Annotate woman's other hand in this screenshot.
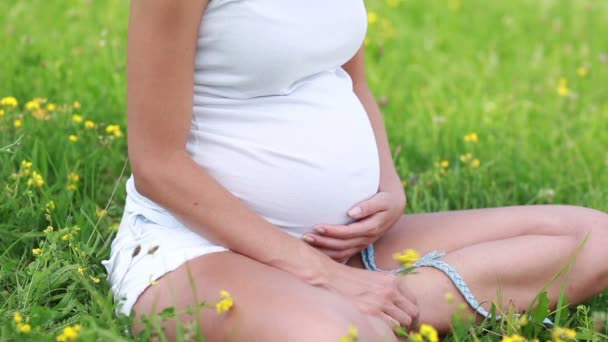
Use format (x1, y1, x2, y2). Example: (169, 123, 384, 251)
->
(304, 185, 406, 262)
(321, 261, 419, 330)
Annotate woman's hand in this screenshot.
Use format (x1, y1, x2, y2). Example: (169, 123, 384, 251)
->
(321, 261, 419, 330)
(304, 185, 406, 262)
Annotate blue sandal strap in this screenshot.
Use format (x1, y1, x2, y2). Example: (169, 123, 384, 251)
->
(360, 244, 554, 326)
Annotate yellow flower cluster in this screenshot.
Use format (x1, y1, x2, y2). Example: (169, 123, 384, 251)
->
(18, 160, 45, 187)
(557, 78, 570, 97)
(46, 200, 56, 211)
(27, 170, 45, 188)
(25, 97, 53, 120)
(577, 66, 588, 77)
(463, 132, 478, 143)
(410, 324, 439, 342)
(1, 96, 19, 108)
(19, 160, 33, 178)
(32, 248, 42, 256)
(56, 324, 82, 342)
(392, 248, 420, 267)
(105, 124, 123, 137)
(216, 290, 234, 314)
(552, 327, 577, 342)
(339, 325, 359, 342)
(14, 312, 32, 334)
(67, 172, 80, 191)
(501, 334, 527, 342)
(459, 153, 481, 168)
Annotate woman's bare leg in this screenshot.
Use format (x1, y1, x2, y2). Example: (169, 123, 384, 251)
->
(347, 205, 608, 332)
(132, 251, 398, 342)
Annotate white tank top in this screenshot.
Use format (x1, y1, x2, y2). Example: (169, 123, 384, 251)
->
(125, 0, 380, 239)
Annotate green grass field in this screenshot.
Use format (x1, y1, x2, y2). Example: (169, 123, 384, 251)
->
(1, 0, 607, 340)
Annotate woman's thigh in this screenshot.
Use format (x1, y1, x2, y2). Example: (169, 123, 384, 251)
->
(132, 251, 397, 342)
(366, 204, 608, 270)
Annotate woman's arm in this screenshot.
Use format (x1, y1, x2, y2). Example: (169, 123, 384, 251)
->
(343, 46, 405, 196)
(126, 0, 334, 285)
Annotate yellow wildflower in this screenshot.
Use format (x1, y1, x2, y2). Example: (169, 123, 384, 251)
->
(77, 267, 85, 274)
(17, 323, 32, 333)
(84, 120, 96, 129)
(0, 109, 4, 116)
(31, 108, 49, 120)
(73, 101, 81, 109)
(440, 160, 449, 168)
(72, 114, 83, 123)
(28, 171, 45, 187)
(62, 234, 70, 241)
(216, 290, 234, 314)
(419, 324, 439, 342)
(470, 158, 481, 168)
(67, 172, 80, 183)
(464, 132, 479, 143)
(69, 135, 78, 142)
(56, 324, 81, 342)
(19, 160, 33, 177)
(89, 276, 100, 283)
(105, 124, 123, 137)
(367, 11, 378, 25)
(339, 324, 359, 342)
(46, 200, 56, 210)
(577, 66, 588, 77)
(1, 96, 18, 108)
(410, 333, 424, 342)
(557, 78, 570, 97)
(501, 334, 526, 342)
(67, 184, 77, 191)
(14, 119, 22, 128)
(96, 207, 108, 218)
(32, 248, 42, 256)
(552, 327, 576, 342)
(46, 103, 57, 111)
(460, 153, 473, 163)
(392, 248, 420, 267)
(25, 100, 40, 111)
(14, 312, 23, 323)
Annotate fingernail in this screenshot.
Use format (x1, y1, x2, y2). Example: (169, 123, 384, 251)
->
(314, 226, 326, 234)
(348, 206, 361, 218)
(303, 235, 314, 243)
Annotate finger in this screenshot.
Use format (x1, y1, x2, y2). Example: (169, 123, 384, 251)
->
(303, 233, 367, 250)
(384, 304, 412, 329)
(347, 192, 391, 219)
(378, 312, 400, 331)
(316, 214, 384, 239)
(392, 297, 419, 325)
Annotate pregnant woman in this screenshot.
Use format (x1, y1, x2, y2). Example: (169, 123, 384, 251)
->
(102, 0, 608, 341)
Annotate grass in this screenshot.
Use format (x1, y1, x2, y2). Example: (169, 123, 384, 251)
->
(1, 0, 607, 340)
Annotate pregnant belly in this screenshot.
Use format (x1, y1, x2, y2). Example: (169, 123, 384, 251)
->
(187, 72, 380, 236)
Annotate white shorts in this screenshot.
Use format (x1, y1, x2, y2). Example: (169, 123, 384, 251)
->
(101, 209, 230, 316)
(102, 208, 352, 317)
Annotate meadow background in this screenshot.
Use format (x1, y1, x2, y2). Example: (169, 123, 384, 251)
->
(1, 0, 607, 340)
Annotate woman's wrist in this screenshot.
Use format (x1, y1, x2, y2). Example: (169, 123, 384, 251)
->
(266, 240, 339, 286)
